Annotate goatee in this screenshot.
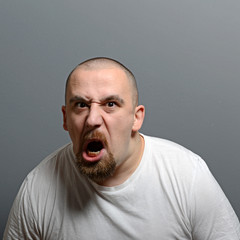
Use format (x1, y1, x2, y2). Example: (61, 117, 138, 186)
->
(75, 131, 116, 183)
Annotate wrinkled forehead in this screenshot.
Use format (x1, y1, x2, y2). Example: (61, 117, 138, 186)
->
(65, 59, 138, 106)
(70, 65, 130, 85)
(66, 66, 132, 100)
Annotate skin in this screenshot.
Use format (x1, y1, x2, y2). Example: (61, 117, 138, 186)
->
(62, 65, 145, 186)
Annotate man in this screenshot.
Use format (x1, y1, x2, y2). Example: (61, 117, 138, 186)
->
(4, 57, 240, 239)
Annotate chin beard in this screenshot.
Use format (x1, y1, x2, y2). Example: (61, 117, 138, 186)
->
(76, 152, 116, 183)
(75, 131, 116, 183)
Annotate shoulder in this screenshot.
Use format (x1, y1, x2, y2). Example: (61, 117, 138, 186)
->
(142, 134, 203, 169)
(15, 143, 75, 206)
(141, 134, 210, 192)
(3, 143, 75, 238)
(27, 143, 74, 180)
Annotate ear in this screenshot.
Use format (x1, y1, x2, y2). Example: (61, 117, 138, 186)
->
(132, 105, 145, 132)
(61, 106, 68, 131)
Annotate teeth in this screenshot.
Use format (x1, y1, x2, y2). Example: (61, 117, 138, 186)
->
(87, 150, 100, 157)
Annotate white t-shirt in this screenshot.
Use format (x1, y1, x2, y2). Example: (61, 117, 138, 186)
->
(4, 135, 240, 239)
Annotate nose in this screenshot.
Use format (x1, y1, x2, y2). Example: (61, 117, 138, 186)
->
(85, 104, 103, 129)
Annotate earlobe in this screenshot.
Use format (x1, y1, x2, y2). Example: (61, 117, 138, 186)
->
(61, 106, 68, 131)
(132, 105, 145, 132)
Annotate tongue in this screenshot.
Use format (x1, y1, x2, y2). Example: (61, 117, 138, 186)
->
(83, 148, 105, 162)
(87, 150, 100, 157)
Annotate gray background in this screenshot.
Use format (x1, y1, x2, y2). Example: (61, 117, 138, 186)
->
(1, 0, 239, 236)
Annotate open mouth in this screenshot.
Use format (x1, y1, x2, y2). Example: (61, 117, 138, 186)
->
(81, 132, 108, 163)
(86, 140, 104, 157)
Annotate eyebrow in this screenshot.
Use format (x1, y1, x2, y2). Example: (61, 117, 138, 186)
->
(69, 96, 89, 104)
(68, 95, 125, 105)
(100, 95, 125, 105)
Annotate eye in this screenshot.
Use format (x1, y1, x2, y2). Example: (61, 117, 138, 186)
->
(107, 102, 116, 107)
(76, 102, 88, 108)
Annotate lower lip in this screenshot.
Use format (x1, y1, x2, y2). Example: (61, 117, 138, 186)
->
(82, 149, 106, 162)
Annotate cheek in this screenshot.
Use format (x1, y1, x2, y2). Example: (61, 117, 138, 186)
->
(116, 113, 135, 131)
(67, 120, 85, 154)
(110, 115, 134, 141)
(67, 118, 85, 139)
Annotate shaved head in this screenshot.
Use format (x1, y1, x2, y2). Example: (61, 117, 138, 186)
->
(65, 57, 139, 107)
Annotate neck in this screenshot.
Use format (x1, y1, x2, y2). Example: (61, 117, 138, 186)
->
(96, 133, 145, 187)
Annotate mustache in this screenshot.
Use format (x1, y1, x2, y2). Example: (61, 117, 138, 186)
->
(81, 131, 109, 150)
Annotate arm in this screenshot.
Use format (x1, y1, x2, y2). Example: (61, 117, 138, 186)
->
(190, 158, 240, 239)
(3, 178, 40, 240)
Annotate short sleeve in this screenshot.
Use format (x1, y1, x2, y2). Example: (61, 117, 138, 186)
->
(3, 177, 40, 240)
(190, 158, 240, 239)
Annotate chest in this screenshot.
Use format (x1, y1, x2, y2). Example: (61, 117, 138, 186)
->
(40, 183, 192, 240)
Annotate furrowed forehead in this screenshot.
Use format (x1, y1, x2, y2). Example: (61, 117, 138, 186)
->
(65, 58, 138, 106)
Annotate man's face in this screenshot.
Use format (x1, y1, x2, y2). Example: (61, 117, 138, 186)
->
(62, 66, 140, 182)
